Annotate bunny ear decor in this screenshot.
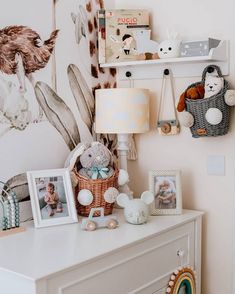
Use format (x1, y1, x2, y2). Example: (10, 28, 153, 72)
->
(67, 64, 95, 132)
(35, 81, 80, 151)
(64, 142, 89, 171)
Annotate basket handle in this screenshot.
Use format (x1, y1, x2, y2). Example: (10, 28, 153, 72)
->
(202, 65, 223, 82)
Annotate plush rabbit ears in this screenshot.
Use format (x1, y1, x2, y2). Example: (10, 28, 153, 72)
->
(64, 142, 89, 171)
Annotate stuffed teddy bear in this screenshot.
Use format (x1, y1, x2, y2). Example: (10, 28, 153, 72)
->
(177, 84, 205, 112)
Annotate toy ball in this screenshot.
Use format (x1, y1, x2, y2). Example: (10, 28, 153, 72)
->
(205, 108, 223, 125)
(158, 39, 181, 59)
(179, 111, 194, 128)
(77, 189, 93, 206)
(225, 89, 235, 106)
(104, 187, 119, 204)
(118, 169, 129, 186)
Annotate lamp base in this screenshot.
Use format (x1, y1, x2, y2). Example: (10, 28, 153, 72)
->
(117, 134, 133, 199)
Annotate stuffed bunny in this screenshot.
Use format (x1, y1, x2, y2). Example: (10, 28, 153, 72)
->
(78, 142, 114, 180)
(68, 141, 129, 207)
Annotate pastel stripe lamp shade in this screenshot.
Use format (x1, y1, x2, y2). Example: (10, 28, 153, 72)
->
(95, 88, 150, 134)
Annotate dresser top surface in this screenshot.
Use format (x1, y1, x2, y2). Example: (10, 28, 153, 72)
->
(0, 209, 203, 281)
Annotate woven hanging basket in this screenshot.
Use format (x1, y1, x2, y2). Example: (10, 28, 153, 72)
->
(74, 167, 119, 217)
(185, 65, 230, 138)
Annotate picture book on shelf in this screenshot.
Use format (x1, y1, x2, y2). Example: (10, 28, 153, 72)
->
(98, 9, 106, 64)
(98, 9, 160, 64)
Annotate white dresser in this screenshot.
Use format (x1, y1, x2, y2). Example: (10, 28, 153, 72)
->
(0, 209, 203, 294)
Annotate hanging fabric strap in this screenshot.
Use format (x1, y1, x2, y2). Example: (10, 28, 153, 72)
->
(157, 69, 180, 136)
(157, 69, 179, 123)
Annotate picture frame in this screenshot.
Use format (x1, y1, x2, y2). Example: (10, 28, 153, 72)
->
(27, 168, 78, 228)
(149, 170, 182, 215)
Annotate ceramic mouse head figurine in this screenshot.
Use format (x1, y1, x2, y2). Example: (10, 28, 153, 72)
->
(158, 30, 181, 59)
(117, 191, 154, 225)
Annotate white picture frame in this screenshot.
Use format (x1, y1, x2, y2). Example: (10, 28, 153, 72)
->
(27, 168, 78, 228)
(149, 170, 182, 215)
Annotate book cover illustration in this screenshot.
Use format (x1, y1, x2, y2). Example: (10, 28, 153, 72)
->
(104, 9, 159, 63)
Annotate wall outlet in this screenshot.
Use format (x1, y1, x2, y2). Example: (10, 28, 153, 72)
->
(207, 155, 225, 176)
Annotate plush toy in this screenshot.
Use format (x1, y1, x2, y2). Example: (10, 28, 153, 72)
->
(78, 142, 114, 180)
(117, 191, 154, 225)
(177, 84, 205, 112)
(158, 31, 181, 59)
(178, 69, 235, 128)
(204, 75, 224, 98)
(66, 141, 129, 207)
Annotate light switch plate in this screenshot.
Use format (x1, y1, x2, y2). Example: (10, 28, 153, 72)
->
(207, 155, 225, 176)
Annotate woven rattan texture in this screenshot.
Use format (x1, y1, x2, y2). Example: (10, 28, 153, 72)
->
(74, 168, 119, 216)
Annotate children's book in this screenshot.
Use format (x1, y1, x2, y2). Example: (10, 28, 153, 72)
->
(101, 9, 151, 63)
(98, 9, 106, 64)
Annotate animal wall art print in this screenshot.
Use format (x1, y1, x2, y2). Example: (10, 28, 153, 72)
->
(0, 24, 58, 132)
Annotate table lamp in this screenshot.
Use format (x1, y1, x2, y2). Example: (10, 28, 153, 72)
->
(95, 88, 150, 174)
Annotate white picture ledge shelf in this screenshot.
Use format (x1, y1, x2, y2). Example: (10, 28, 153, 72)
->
(100, 40, 229, 80)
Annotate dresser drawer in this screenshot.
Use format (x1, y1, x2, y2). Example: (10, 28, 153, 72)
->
(46, 221, 195, 294)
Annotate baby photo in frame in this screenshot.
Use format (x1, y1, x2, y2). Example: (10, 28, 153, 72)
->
(149, 170, 182, 215)
(27, 168, 78, 228)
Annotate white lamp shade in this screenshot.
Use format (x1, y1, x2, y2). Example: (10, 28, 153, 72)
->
(95, 88, 150, 134)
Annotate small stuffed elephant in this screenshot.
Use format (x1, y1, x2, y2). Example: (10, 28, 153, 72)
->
(117, 191, 154, 225)
(79, 142, 114, 180)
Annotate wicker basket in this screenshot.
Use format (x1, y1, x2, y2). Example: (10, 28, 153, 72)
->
(185, 65, 230, 138)
(74, 167, 119, 217)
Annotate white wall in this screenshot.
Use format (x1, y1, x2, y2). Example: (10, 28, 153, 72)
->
(115, 0, 235, 293)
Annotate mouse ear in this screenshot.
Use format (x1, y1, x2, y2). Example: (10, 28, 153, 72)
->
(141, 191, 154, 205)
(116, 193, 130, 208)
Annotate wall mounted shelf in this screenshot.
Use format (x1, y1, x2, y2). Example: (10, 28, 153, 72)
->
(100, 40, 229, 80)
